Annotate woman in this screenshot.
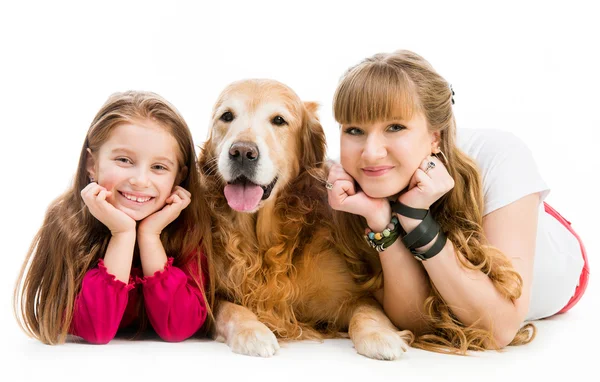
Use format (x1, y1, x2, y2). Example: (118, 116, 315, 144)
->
(327, 50, 589, 354)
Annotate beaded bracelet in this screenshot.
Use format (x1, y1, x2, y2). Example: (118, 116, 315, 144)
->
(364, 215, 401, 252)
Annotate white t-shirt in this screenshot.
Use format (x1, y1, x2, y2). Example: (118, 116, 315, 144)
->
(456, 128, 584, 321)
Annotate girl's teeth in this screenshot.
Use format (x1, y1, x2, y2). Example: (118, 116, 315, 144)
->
(123, 193, 151, 202)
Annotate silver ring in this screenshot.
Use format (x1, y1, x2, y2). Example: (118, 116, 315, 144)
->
(325, 181, 333, 190)
(424, 161, 436, 174)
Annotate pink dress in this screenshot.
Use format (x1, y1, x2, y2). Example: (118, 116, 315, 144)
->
(69, 254, 208, 344)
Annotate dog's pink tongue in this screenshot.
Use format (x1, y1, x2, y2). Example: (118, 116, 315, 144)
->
(224, 183, 264, 212)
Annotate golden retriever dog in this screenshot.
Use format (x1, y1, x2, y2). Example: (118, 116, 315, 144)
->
(198, 79, 412, 359)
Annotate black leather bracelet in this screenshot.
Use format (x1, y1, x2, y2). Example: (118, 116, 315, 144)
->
(412, 230, 447, 261)
(400, 210, 439, 249)
(393, 200, 446, 261)
(411, 215, 440, 249)
(392, 201, 428, 219)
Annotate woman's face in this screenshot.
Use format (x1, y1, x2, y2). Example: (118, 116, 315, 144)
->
(340, 112, 438, 199)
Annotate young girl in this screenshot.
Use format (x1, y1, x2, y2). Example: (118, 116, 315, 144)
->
(327, 50, 589, 354)
(14, 91, 214, 345)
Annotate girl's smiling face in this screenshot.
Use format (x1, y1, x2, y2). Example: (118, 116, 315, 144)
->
(87, 119, 182, 221)
(340, 112, 438, 199)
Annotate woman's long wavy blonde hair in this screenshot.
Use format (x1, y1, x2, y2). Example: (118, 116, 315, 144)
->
(13, 91, 215, 345)
(332, 50, 535, 354)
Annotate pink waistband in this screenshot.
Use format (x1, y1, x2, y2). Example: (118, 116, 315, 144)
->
(543, 202, 590, 314)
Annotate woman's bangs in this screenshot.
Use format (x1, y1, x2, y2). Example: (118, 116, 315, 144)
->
(334, 64, 419, 125)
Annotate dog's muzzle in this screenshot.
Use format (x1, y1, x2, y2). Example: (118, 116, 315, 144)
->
(228, 141, 259, 179)
(223, 141, 278, 212)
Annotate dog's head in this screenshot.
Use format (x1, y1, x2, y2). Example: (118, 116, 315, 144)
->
(200, 79, 326, 213)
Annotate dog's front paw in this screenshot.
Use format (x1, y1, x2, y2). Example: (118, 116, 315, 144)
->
(229, 321, 280, 357)
(352, 327, 410, 360)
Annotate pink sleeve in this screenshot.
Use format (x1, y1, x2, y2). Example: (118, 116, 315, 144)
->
(139, 256, 208, 342)
(70, 259, 135, 344)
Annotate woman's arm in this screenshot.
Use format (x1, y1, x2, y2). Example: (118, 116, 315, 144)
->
(379, 193, 539, 347)
(375, 239, 431, 334)
(327, 163, 433, 334)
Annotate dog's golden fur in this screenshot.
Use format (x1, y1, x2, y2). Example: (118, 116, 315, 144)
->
(198, 79, 412, 359)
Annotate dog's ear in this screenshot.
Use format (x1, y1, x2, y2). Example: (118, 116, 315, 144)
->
(301, 101, 326, 170)
(197, 135, 216, 176)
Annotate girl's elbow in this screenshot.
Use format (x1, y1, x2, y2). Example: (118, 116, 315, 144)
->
(156, 326, 198, 342)
(158, 332, 188, 343)
(83, 332, 116, 345)
(72, 323, 118, 344)
(155, 318, 204, 342)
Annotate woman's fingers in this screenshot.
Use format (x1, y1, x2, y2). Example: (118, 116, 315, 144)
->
(327, 164, 357, 196)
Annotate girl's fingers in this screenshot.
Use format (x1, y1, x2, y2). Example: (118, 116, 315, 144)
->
(174, 189, 189, 201)
(170, 194, 183, 207)
(80, 182, 94, 197)
(81, 183, 97, 199)
(167, 194, 182, 205)
(91, 185, 106, 195)
(82, 183, 106, 200)
(172, 186, 191, 199)
(96, 190, 108, 202)
(176, 191, 191, 208)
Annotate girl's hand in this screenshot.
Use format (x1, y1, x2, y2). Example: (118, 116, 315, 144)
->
(81, 182, 136, 235)
(397, 156, 454, 209)
(137, 186, 191, 236)
(326, 163, 391, 232)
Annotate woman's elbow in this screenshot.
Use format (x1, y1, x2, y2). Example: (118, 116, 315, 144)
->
(493, 329, 515, 349)
(492, 320, 525, 349)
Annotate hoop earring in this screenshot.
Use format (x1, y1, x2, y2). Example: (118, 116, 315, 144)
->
(433, 149, 449, 166)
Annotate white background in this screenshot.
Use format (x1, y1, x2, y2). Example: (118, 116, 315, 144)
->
(1, 1, 598, 381)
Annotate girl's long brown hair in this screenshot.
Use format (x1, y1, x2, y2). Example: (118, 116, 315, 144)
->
(14, 91, 215, 344)
(332, 50, 535, 354)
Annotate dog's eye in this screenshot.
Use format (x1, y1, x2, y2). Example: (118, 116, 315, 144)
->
(272, 116, 287, 126)
(220, 111, 234, 122)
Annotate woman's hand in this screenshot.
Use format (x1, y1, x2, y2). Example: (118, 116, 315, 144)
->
(81, 182, 136, 235)
(326, 163, 391, 231)
(397, 156, 454, 210)
(137, 186, 191, 236)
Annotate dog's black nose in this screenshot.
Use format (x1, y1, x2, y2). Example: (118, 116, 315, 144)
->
(229, 141, 259, 162)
